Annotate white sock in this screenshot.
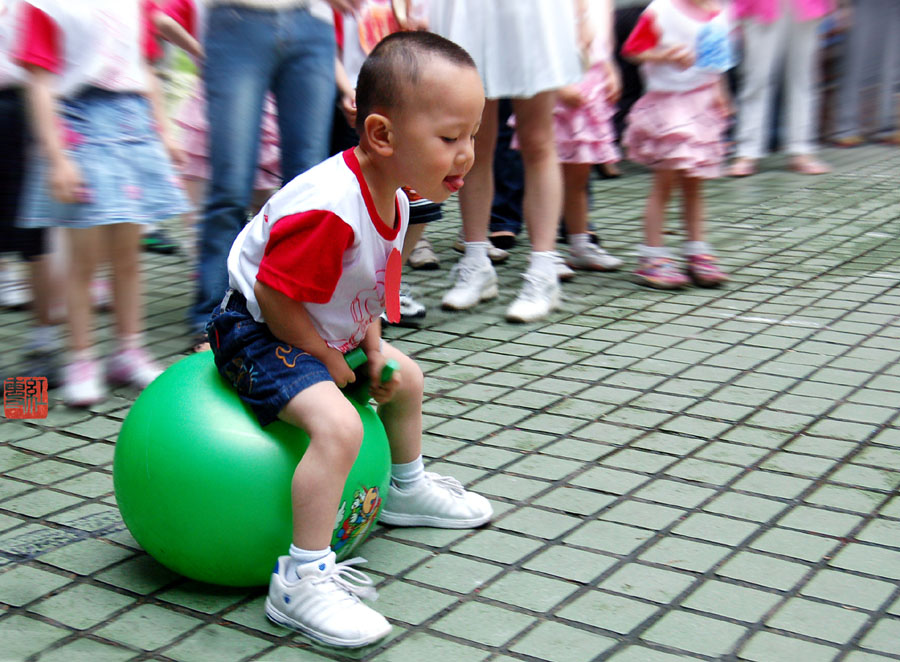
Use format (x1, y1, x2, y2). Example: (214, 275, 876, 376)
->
(288, 544, 331, 578)
(569, 233, 593, 255)
(118, 333, 142, 352)
(391, 455, 425, 490)
(463, 241, 491, 265)
(528, 251, 558, 279)
(682, 241, 712, 257)
(638, 245, 672, 260)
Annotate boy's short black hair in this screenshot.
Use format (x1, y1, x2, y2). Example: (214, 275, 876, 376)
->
(355, 31, 477, 134)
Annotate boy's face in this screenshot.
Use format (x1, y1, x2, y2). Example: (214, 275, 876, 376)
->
(389, 58, 485, 204)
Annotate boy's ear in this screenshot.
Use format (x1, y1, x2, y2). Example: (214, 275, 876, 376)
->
(363, 113, 394, 156)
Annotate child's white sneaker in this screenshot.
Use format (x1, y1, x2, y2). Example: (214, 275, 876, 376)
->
(566, 244, 624, 271)
(442, 257, 498, 310)
(505, 270, 560, 323)
(62, 358, 107, 407)
(106, 348, 162, 389)
(265, 553, 391, 648)
(379, 472, 493, 528)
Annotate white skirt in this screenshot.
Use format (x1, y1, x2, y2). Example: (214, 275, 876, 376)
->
(427, 0, 582, 99)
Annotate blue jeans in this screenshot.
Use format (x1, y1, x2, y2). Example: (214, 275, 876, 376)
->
(191, 5, 336, 333)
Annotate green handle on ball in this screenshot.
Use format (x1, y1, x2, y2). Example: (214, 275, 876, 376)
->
(343, 348, 399, 403)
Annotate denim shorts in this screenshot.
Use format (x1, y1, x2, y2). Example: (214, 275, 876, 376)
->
(207, 289, 332, 426)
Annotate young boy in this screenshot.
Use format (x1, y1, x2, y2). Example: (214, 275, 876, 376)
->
(206, 32, 490, 648)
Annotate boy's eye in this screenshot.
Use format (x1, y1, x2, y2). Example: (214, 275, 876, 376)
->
(441, 136, 458, 144)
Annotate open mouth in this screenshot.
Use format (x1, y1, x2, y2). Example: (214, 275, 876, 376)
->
(443, 175, 465, 193)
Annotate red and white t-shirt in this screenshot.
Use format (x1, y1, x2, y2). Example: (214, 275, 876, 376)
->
(16, 0, 153, 97)
(622, 0, 734, 93)
(228, 149, 409, 353)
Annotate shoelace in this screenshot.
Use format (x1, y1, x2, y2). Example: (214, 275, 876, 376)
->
(313, 557, 378, 601)
(424, 472, 465, 497)
(448, 258, 489, 285)
(516, 271, 563, 303)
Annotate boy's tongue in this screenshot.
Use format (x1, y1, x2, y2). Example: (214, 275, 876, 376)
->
(443, 175, 464, 192)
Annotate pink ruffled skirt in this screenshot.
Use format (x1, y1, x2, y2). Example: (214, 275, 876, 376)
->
(553, 62, 620, 165)
(175, 85, 282, 191)
(623, 83, 727, 179)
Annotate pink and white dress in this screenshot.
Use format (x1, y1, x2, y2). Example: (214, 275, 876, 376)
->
(622, 0, 735, 178)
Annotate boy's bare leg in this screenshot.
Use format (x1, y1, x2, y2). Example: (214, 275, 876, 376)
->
(377, 341, 425, 464)
(278, 382, 363, 549)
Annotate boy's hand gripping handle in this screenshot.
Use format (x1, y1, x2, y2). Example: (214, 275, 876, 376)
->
(342, 348, 399, 403)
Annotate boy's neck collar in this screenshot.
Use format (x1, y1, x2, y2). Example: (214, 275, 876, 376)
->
(345, 147, 402, 238)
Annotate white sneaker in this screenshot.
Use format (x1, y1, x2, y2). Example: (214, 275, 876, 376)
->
(265, 553, 391, 648)
(554, 254, 575, 282)
(441, 257, 498, 310)
(106, 348, 163, 389)
(505, 270, 560, 323)
(62, 359, 107, 407)
(379, 472, 493, 528)
(566, 244, 624, 271)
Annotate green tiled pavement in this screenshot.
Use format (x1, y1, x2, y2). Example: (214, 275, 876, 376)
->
(2, 146, 899, 661)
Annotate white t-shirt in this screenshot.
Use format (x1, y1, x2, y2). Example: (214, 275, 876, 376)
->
(625, 0, 735, 93)
(227, 149, 409, 353)
(19, 0, 149, 97)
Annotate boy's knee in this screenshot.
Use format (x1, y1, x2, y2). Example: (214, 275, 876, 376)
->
(309, 409, 364, 466)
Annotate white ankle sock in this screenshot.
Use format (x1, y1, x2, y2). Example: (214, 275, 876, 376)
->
(569, 233, 593, 255)
(118, 333, 143, 352)
(391, 456, 425, 490)
(288, 544, 331, 578)
(463, 241, 491, 264)
(638, 245, 672, 259)
(528, 251, 558, 279)
(682, 241, 712, 257)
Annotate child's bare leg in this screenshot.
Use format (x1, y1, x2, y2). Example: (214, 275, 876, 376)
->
(680, 175, 728, 286)
(65, 227, 101, 352)
(377, 341, 492, 528)
(635, 170, 688, 289)
(681, 175, 704, 243)
(562, 162, 591, 237)
(378, 342, 424, 464)
(644, 169, 677, 247)
(107, 223, 143, 339)
(278, 382, 363, 549)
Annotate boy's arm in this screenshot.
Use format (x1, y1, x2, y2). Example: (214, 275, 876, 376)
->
(254, 280, 356, 387)
(153, 12, 203, 59)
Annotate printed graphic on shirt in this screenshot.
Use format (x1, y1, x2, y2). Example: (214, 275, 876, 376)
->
(340, 266, 388, 353)
(694, 21, 732, 73)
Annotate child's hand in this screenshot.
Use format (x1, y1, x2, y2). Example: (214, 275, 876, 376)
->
(50, 157, 88, 204)
(662, 44, 695, 69)
(339, 92, 357, 129)
(162, 135, 187, 171)
(559, 85, 586, 108)
(366, 350, 400, 404)
(325, 349, 356, 388)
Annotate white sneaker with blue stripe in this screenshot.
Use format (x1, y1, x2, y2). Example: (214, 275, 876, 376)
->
(265, 552, 391, 648)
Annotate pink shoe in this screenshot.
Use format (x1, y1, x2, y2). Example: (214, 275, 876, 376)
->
(62, 359, 107, 407)
(107, 348, 163, 389)
(686, 254, 729, 288)
(633, 257, 689, 290)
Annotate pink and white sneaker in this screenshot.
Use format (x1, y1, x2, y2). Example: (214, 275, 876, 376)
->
(633, 257, 689, 290)
(686, 254, 729, 288)
(107, 348, 163, 389)
(62, 359, 107, 407)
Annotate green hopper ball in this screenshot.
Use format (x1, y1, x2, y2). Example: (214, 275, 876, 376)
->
(113, 349, 396, 587)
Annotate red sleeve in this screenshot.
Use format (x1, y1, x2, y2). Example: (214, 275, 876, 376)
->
(334, 10, 344, 51)
(15, 4, 62, 73)
(142, 0, 163, 62)
(162, 0, 197, 36)
(257, 211, 356, 304)
(622, 11, 660, 57)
